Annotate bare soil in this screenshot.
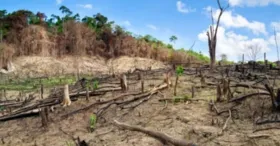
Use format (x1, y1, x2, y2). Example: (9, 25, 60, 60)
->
(1, 59, 280, 146)
(11, 56, 167, 78)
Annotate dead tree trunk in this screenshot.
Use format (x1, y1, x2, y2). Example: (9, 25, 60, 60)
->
(113, 120, 195, 146)
(206, 0, 228, 70)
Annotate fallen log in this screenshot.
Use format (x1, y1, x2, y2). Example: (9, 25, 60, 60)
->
(116, 83, 168, 106)
(113, 120, 196, 146)
(0, 109, 41, 121)
(61, 91, 143, 118)
(222, 110, 231, 131)
(230, 84, 266, 91)
(230, 92, 270, 102)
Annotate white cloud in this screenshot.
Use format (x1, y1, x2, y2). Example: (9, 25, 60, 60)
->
(77, 4, 93, 9)
(229, 0, 280, 7)
(56, 0, 63, 5)
(123, 21, 131, 26)
(176, 1, 196, 13)
(271, 22, 280, 31)
(198, 26, 270, 61)
(146, 24, 158, 30)
(204, 6, 213, 12)
(211, 9, 267, 35)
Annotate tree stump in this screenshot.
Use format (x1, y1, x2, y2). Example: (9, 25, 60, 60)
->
(40, 84, 44, 99)
(163, 71, 172, 88)
(216, 84, 222, 102)
(191, 86, 195, 98)
(139, 73, 144, 93)
(61, 84, 71, 107)
(86, 87, 89, 101)
(120, 74, 128, 92)
(40, 107, 49, 127)
(200, 75, 205, 87)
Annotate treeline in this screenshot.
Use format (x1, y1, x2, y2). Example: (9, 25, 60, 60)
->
(0, 6, 209, 68)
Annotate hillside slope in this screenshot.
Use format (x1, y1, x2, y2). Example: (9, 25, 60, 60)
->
(10, 56, 167, 78)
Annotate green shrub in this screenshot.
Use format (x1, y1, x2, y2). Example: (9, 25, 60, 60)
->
(167, 44, 173, 49)
(93, 80, 99, 90)
(271, 63, 277, 68)
(89, 114, 97, 132)
(257, 61, 264, 64)
(0, 106, 4, 111)
(176, 65, 184, 76)
(186, 50, 210, 63)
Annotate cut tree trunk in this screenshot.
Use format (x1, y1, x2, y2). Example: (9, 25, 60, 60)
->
(40, 107, 49, 127)
(61, 84, 71, 107)
(113, 120, 195, 146)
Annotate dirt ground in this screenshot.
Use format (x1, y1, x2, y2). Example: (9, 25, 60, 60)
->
(11, 56, 167, 78)
(1, 66, 280, 146)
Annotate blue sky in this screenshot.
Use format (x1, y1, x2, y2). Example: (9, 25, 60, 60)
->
(1, 0, 280, 61)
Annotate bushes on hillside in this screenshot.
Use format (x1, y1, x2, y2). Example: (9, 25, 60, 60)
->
(0, 6, 210, 69)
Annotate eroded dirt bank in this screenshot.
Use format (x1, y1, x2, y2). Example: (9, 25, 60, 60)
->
(10, 56, 168, 78)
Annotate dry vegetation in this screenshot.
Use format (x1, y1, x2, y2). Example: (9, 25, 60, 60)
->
(0, 7, 209, 72)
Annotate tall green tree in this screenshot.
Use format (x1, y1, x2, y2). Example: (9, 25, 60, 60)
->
(50, 14, 63, 33)
(59, 6, 72, 16)
(93, 13, 114, 31)
(82, 16, 97, 30)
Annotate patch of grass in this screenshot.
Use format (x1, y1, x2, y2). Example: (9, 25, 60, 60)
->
(0, 106, 4, 111)
(89, 114, 97, 132)
(65, 141, 75, 146)
(271, 62, 277, 68)
(186, 50, 210, 63)
(0, 75, 77, 91)
(92, 80, 99, 90)
(173, 95, 190, 103)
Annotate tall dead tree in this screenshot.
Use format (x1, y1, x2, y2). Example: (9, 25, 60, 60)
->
(274, 27, 280, 66)
(207, 0, 229, 70)
(247, 44, 261, 61)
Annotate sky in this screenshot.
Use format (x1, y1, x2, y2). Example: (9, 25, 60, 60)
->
(1, 0, 280, 62)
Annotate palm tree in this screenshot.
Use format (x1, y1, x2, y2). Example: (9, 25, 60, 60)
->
(169, 35, 177, 44)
